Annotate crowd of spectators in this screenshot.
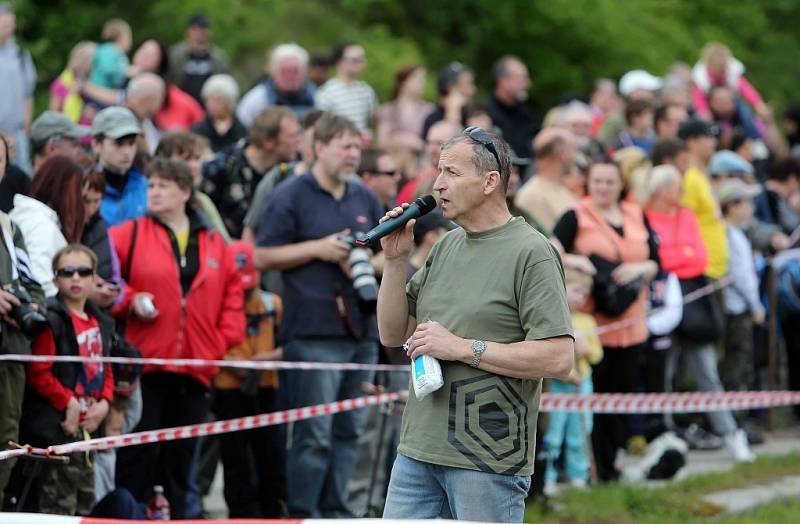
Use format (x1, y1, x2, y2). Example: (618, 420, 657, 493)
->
(2, 3, 800, 518)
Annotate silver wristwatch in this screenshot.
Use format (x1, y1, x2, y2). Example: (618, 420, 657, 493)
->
(470, 340, 487, 368)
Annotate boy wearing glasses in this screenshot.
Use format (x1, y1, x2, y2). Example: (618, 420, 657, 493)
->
(378, 127, 573, 522)
(24, 244, 115, 515)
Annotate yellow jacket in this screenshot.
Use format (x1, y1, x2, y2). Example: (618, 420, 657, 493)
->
(681, 166, 728, 279)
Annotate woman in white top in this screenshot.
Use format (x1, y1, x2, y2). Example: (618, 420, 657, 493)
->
(10, 156, 85, 296)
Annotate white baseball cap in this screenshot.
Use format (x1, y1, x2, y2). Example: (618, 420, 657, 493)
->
(619, 70, 663, 97)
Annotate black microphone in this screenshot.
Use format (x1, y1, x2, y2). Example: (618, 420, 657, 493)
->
(356, 195, 437, 246)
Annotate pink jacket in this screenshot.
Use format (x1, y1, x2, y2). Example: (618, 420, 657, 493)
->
(645, 207, 708, 279)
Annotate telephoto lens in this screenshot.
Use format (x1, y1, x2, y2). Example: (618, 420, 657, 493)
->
(348, 247, 379, 305)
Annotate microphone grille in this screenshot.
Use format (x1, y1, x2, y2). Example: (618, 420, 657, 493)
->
(416, 195, 438, 215)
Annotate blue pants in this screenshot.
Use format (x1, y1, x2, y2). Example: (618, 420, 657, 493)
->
(383, 453, 530, 522)
(544, 377, 593, 484)
(283, 337, 378, 518)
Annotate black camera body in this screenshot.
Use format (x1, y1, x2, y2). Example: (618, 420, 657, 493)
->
(6, 286, 47, 336)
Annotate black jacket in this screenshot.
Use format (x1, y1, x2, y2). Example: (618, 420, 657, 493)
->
(81, 214, 114, 281)
(20, 297, 114, 446)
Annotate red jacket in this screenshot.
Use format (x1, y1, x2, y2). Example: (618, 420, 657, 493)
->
(645, 207, 709, 279)
(110, 215, 245, 387)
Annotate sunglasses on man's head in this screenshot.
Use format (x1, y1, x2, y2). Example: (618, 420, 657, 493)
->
(464, 126, 502, 172)
(56, 266, 94, 279)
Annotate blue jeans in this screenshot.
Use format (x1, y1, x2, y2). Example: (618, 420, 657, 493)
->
(284, 337, 378, 518)
(543, 377, 593, 484)
(383, 453, 530, 522)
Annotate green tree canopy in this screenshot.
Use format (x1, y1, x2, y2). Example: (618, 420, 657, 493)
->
(14, 0, 800, 114)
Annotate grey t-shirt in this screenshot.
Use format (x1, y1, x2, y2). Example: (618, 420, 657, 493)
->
(0, 39, 36, 132)
(399, 217, 573, 476)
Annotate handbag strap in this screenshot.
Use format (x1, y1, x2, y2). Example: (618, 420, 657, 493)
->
(579, 201, 626, 263)
(122, 218, 139, 283)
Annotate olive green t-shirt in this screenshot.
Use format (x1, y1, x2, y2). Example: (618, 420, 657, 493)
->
(400, 217, 573, 476)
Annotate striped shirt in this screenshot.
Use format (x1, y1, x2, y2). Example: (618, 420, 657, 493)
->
(316, 78, 377, 130)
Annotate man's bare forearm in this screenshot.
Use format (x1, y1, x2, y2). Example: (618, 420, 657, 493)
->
(254, 240, 318, 271)
(377, 259, 414, 346)
(451, 336, 574, 380)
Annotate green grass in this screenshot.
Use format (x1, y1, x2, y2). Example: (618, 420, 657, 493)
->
(524, 453, 800, 524)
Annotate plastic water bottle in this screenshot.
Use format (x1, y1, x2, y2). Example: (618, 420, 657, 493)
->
(147, 485, 170, 520)
(405, 335, 444, 400)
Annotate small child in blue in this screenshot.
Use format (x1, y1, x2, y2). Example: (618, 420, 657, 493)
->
(89, 19, 132, 89)
(544, 268, 602, 495)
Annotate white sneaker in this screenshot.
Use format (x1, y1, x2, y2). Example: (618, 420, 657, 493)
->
(725, 429, 756, 463)
(543, 482, 560, 497)
(569, 478, 587, 489)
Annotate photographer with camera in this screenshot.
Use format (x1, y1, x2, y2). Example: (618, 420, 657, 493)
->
(255, 112, 384, 518)
(0, 135, 47, 502)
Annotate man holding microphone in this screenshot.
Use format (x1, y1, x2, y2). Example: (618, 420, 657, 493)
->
(377, 127, 574, 522)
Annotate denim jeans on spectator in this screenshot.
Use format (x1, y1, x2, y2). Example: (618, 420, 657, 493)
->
(283, 337, 378, 518)
(544, 377, 593, 484)
(383, 453, 530, 522)
(665, 337, 737, 436)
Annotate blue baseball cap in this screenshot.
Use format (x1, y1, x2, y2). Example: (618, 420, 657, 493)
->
(709, 150, 753, 177)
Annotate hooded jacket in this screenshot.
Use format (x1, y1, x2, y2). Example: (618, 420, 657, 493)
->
(110, 212, 244, 387)
(9, 194, 67, 297)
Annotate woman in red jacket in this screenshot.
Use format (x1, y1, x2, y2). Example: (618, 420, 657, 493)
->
(642, 164, 754, 463)
(109, 157, 244, 518)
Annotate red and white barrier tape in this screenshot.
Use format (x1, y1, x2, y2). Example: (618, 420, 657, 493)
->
(0, 275, 729, 372)
(594, 276, 729, 335)
(4, 389, 799, 462)
(11, 391, 405, 460)
(0, 515, 457, 524)
(539, 390, 800, 413)
(0, 354, 407, 372)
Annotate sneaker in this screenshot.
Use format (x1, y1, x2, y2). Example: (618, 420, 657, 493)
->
(725, 429, 756, 463)
(543, 482, 560, 497)
(679, 423, 724, 450)
(568, 478, 587, 489)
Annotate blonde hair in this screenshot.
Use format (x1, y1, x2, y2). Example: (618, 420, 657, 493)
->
(636, 164, 682, 206)
(564, 267, 593, 295)
(67, 41, 96, 73)
(101, 19, 132, 43)
(614, 146, 652, 192)
(701, 42, 731, 73)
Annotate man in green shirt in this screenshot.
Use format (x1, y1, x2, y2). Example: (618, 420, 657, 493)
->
(377, 127, 574, 522)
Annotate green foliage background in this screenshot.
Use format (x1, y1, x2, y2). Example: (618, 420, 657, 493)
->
(13, 0, 800, 114)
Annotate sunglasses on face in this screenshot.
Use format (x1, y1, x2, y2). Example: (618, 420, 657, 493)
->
(464, 126, 502, 172)
(374, 170, 398, 177)
(56, 266, 94, 279)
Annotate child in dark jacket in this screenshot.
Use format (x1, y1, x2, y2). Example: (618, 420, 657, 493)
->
(212, 240, 284, 518)
(25, 244, 114, 515)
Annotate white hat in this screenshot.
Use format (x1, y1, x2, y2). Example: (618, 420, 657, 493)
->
(619, 70, 663, 97)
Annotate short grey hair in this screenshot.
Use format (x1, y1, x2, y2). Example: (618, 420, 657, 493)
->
(269, 43, 309, 74)
(442, 129, 514, 195)
(492, 55, 523, 80)
(636, 164, 681, 205)
(200, 74, 240, 107)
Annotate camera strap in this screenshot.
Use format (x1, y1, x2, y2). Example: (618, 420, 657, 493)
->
(334, 291, 364, 341)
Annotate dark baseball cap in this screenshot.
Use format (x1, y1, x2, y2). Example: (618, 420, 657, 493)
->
(678, 119, 716, 141)
(188, 13, 209, 28)
(413, 209, 456, 246)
